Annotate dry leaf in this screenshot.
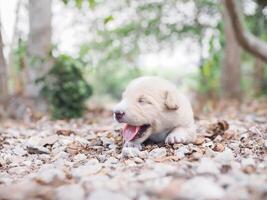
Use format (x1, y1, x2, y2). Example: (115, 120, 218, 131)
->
(193, 136, 205, 145)
(223, 130, 236, 140)
(213, 143, 225, 152)
(56, 129, 75, 136)
(242, 165, 256, 174)
(206, 120, 230, 140)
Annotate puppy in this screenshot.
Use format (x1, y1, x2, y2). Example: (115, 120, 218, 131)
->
(113, 76, 196, 157)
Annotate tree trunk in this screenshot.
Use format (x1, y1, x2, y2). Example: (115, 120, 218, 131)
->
(26, 0, 52, 98)
(224, 0, 267, 62)
(252, 2, 266, 96)
(254, 58, 265, 95)
(221, 1, 242, 100)
(8, 0, 25, 95)
(0, 23, 8, 97)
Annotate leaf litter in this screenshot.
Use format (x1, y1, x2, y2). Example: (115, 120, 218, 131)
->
(0, 100, 266, 200)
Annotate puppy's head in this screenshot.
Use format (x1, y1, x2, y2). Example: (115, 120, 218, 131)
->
(113, 77, 179, 143)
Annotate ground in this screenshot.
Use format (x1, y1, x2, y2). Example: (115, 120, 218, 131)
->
(0, 100, 266, 200)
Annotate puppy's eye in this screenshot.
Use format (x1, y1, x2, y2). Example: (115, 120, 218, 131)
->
(138, 98, 145, 103)
(138, 97, 151, 105)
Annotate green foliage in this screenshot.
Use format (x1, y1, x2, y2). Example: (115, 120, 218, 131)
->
(37, 55, 93, 119)
(92, 64, 140, 99)
(78, 43, 140, 99)
(59, 0, 267, 99)
(12, 38, 27, 71)
(60, 0, 252, 101)
(197, 35, 221, 96)
(104, 15, 114, 24)
(62, 0, 95, 8)
(71, 0, 220, 98)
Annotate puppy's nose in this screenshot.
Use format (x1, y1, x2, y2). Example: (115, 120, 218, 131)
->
(114, 111, 125, 121)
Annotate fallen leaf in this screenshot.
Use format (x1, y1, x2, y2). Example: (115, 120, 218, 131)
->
(205, 120, 230, 140)
(213, 143, 225, 152)
(56, 129, 75, 136)
(193, 136, 205, 145)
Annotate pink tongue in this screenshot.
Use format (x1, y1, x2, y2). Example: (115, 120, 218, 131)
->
(122, 124, 140, 142)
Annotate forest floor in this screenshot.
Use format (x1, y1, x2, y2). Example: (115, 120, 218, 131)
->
(0, 100, 266, 200)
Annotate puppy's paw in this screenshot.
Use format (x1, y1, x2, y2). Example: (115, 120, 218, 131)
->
(122, 147, 141, 158)
(165, 131, 194, 144)
(121, 142, 142, 158)
(124, 142, 142, 149)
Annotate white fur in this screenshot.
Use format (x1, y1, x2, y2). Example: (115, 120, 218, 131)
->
(113, 76, 196, 157)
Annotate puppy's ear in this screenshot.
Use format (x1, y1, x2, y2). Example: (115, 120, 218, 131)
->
(164, 91, 179, 110)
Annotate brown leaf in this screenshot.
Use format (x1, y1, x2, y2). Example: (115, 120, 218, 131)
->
(223, 130, 236, 140)
(206, 120, 230, 140)
(220, 165, 231, 173)
(153, 155, 180, 162)
(66, 141, 84, 155)
(213, 143, 225, 152)
(242, 165, 256, 174)
(56, 129, 75, 136)
(218, 120, 229, 131)
(209, 120, 229, 132)
(193, 136, 205, 145)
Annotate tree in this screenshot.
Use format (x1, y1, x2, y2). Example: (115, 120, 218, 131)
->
(254, 58, 265, 95)
(65, 0, 221, 98)
(251, 1, 267, 95)
(8, 0, 25, 95)
(224, 0, 267, 62)
(220, 0, 242, 99)
(0, 20, 8, 97)
(26, 0, 52, 98)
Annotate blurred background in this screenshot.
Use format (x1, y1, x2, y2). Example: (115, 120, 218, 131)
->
(0, 0, 266, 119)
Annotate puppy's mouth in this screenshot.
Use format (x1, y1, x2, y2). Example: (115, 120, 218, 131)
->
(122, 124, 151, 142)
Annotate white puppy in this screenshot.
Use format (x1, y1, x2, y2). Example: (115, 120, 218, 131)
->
(113, 76, 196, 157)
